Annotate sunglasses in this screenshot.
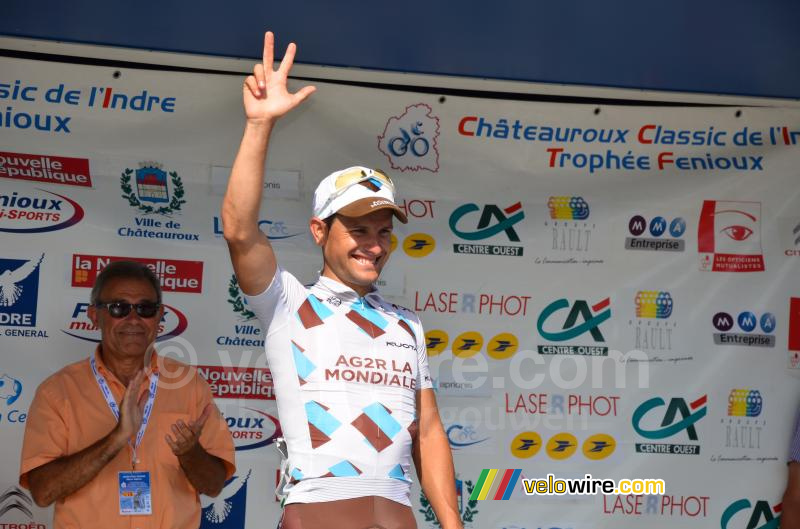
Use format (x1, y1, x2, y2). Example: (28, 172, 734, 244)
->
(95, 301, 161, 319)
(319, 167, 395, 214)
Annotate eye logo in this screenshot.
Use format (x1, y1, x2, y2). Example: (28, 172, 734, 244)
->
(424, 329, 449, 356)
(582, 433, 616, 460)
(452, 331, 484, 358)
(402, 233, 436, 258)
(720, 499, 781, 529)
(632, 395, 707, 441)
(728, 389, 762, 417)
(487, 333, 519, 360)
(510, 431, 542, 459)
(449, 203, 524, 242)
(548, 196, 589, 220)
(546, 433, 578, 460)
(698, 200, 764, 272)
(635, 291, 673, 319)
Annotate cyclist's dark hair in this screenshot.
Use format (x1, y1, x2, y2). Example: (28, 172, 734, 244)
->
(90, 261, 162, 305)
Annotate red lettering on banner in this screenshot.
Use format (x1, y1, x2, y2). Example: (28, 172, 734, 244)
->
(71, 254, 203, 293)
(0, 151, 92, 187)
(196, 366, 275, 400)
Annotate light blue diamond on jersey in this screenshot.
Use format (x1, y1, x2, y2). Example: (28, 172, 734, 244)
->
(363, 402, 401, 439)
(305, 401, 342, 437)
(388, 464, 409, 482)
(350, 300, 388, 330)
(328, 460, 360, 477)
(292, 342, 316, 380)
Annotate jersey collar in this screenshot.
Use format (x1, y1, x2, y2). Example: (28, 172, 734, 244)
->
(314, 274, 385, 307)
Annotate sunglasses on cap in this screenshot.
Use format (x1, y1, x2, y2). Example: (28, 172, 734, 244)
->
(95, 301, 161, 319)
(319, 167, 395, 214)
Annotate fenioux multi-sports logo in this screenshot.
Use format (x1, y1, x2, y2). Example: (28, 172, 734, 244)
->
(698, 200, 764, 272)
(446, 424, 489, 450)
(720, 499, 781, 529)
(223, 407, 281, 451)
(632, 395, 707, 456)
(61, 302, 188, 342)
(377, 103, 440, 173)
(625, 214, 686, 252)
(536, 297, 611, 356)
(0, 187, 84, 233)
(420, 476, 478, 528)
(712, 310, 776, 348)
(449, 202, 525, 257)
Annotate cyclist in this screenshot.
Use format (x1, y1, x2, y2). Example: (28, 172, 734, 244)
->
(221, 31, 461, 529)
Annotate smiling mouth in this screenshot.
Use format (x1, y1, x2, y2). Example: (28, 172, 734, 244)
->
(353, 255, 379, 266)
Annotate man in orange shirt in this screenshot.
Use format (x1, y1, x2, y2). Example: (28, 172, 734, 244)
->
(18, 261, 235, 529)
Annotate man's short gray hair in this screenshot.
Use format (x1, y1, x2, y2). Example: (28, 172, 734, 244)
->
(90, 261, 162, 305)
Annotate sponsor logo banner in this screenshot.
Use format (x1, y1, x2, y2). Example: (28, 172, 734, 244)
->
(0, 255, 47, 337)
(712, 310, 776, 348)
(62, 301, 188, 342)
(222, 407, 281, 451)
(698, 200, 764, 272)
(450, 202, 525, 257)
(720, 499, 781, 529)
(536, 298, 611, 356)
(378, 103, 440, 172)
(198, 366, 275, 400)
(0, 150, 92, 187)
(0, 186, 84, 233)
(632, 395, 707, 455)
(0, 373, 27, 425)
(200, 469, 251, 529)
(71, 254, 204, 293)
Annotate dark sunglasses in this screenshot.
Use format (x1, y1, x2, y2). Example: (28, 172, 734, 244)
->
(95, 301, 161, 319)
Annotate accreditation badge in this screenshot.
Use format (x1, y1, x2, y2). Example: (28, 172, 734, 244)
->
(119, 471, 152, 515)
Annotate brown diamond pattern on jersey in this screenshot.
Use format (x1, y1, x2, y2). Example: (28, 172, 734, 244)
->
(297, 296, 325, 329)
(352, 412, 393, 452)
(397, 319, 416, 340)
(346, 310, 385, 338)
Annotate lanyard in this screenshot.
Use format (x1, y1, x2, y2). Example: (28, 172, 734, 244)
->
(90, 355, 159, 469)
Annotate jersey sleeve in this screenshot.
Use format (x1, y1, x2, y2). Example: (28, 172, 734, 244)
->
(413, 316, 433, 391)
(244, 266, 308, 336)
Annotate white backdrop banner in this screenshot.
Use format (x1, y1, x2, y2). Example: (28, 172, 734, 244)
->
(1, 56, 799, 529)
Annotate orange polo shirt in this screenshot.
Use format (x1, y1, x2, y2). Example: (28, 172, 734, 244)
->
(19, 347, 236, 529)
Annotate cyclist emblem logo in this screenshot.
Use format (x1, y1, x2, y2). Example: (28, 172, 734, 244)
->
(377, 103, 440, 172)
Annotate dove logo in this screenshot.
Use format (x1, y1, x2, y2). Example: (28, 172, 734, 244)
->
(0, 255, 44, 328)
(0, 188, 84, 233)
(61, 302, 188, 342)
(200, 469, 251, 529)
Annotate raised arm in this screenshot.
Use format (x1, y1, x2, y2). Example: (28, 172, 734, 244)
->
(222, 31, 315, 295)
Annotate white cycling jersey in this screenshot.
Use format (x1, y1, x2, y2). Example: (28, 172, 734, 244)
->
(246, 268, 433, 506)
